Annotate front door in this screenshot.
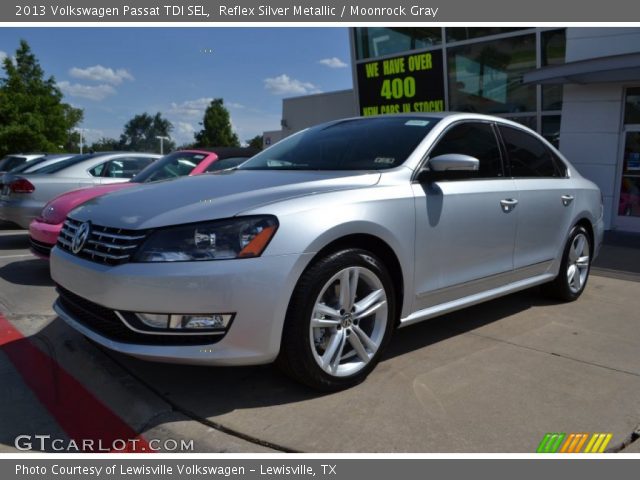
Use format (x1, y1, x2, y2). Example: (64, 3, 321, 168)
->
(412, 121, 518, 312)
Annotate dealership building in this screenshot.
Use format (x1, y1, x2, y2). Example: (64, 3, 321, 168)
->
(264, 27, 640, 232)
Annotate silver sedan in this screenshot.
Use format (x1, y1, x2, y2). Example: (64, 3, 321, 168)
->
(0, 152, 160, 228)
(50, 113, 604, 390)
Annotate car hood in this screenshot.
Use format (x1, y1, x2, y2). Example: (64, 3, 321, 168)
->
(42, 183, 136, 225)
(69, 170, 381, 229)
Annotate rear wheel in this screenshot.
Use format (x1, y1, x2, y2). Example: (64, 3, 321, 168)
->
(277, 249, 396, 391)
(543, 225, 592, 302)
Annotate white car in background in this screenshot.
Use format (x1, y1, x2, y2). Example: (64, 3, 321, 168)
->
(0, 152, 160, 229)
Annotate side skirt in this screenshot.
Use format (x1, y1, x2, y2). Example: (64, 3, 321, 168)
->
(399, 272, 555, 328)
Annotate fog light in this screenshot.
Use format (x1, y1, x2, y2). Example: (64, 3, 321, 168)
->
(169, 314, 233, 330)
(135, 313, 169, 328)
(132, 312, 233, 331)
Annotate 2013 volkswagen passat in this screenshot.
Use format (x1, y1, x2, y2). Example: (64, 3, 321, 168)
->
(50, 113, 604, 390)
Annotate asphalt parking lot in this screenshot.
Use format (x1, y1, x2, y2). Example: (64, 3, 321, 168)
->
(1, 222, 639, 453)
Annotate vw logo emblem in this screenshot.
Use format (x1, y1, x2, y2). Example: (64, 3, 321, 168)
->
(71, 222, 91, 254)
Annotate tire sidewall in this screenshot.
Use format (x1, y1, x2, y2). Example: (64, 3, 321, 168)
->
(557, 225, 592, 301)
(283, 249, 396, 390)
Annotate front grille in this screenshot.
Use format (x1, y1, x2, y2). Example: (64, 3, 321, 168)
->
(57, 218, 147, 266)
(29, 237, 53, 257)
(57, 286, 226, 346)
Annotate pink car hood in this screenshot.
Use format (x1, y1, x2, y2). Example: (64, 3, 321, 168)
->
(40, 183, 136, 225)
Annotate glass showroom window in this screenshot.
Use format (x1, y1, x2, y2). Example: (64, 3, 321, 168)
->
(354, 27, 441, 60)
(542, 115, 562, 147)
(447, 34, 537, 114)
(624, 87, 640, 124)
(619, 88, 640, 218)
(445, 28, 527, 43)
(541, 29, 567, 111)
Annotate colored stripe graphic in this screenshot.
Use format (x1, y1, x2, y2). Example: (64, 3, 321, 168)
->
(0, 314, 151, 452)
(537, 433, 566, 453)
(572, 433, 590, 453)
(537, 432, 613, 453)
(584, 433, 613, 453)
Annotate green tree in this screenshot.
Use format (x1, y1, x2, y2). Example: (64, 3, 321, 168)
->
(118, 112, 175, 153)
(176, 142, 196, 150)
(0, 40, 83, 156)
(90, 137, 120, 152)
(194, 99, 239, 147)
(246, 135, 263, 151)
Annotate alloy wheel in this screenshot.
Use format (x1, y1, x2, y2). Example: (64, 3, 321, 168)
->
(309, 266, 388, 377)
(567, 232, 590, 294)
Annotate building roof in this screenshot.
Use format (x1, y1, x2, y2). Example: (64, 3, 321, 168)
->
(523, 52, 640, 85)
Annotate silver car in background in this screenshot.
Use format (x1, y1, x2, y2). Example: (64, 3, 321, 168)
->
(0, 152, 160, 228)
(0, 154, 74, 191)
(51, 113, 604, 390)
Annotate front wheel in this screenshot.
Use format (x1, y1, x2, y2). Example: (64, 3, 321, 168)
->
(543, 225, 592, 302)
(277, 249, 396, 391)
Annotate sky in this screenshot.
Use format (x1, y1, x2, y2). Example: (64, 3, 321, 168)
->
(0, 28, 353, 146)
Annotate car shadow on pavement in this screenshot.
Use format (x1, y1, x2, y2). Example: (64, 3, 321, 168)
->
(384, 286, 557, 360)
(0, 259, 53, 287)
(0, 233, 30, 250)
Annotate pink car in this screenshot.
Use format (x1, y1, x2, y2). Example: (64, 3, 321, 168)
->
(29, 148, 257, 258)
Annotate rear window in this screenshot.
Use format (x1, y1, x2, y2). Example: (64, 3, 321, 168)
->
(36, 154, 94, 174)
(240, 116, 439, 171)
(10, 157, 47, 173)
(0, 156, 32, 172)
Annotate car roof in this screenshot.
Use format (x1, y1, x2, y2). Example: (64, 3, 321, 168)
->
(184, 147, 260, 159)
(315, 112, 543, 136)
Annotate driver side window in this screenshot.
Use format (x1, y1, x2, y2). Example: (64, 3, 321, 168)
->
(429, 122, 504, 179)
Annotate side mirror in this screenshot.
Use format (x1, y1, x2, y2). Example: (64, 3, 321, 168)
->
(429, 154, 480, 172)
(417, 154, 480, 183)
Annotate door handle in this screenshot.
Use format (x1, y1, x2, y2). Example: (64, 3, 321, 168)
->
(561, 194, 574, 206)
(500, 198, 518, 213)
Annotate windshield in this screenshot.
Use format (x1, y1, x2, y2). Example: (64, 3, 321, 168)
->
(132, 151, 207, 183)
(204, 156, 251, 172)
(240, 117, 438, 171)
(36, 154, 94, 174)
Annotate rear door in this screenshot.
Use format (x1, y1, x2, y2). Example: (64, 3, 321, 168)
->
(412, 121, 518, 311)
(497, 124, 575, 274)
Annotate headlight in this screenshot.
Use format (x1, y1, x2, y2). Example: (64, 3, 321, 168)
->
(133, 216, 278, 262)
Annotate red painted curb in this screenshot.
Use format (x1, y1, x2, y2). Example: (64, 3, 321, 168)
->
(0, 314, 152, 452)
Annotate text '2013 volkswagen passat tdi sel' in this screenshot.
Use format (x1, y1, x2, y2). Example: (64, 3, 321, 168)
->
(50, 113, 604, 390)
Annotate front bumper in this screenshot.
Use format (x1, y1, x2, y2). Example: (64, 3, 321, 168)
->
(29, 219, 61, 258)
(50, 247, 313, 366)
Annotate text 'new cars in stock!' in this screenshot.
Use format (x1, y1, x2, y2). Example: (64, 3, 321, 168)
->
(50, 114, 604, 390)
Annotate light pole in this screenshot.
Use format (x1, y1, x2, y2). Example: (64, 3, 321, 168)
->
(156, 136, 170, 155)
(75, 128, 87, 154)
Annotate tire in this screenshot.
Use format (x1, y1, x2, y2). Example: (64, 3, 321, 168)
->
(543, 225, 592, 302)
(277, 249, 396, 391)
